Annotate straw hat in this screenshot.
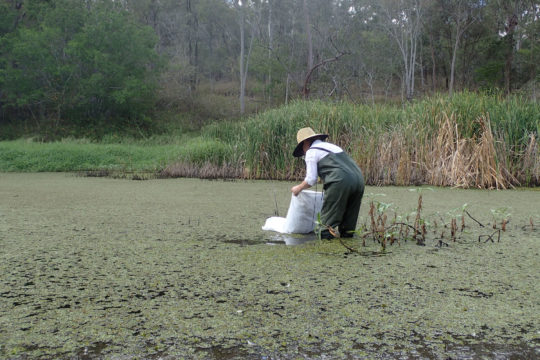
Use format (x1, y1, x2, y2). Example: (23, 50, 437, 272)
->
(293, 127, 328, 157)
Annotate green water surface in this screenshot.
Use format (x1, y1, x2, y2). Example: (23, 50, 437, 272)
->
(0, 173, 538, 359)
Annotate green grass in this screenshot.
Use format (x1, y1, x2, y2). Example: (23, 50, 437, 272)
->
(0, 137, 232, 172)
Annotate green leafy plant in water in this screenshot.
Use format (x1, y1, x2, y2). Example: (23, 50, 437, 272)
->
(315, 212, 340, 240)
(315, 212, 323, 241)
(367, 200, 397, 251)
(320, 188, 507, 253)
(407, 188, 436, 245)
(490, 207, 512, 231)
(443, 203, 470, 241)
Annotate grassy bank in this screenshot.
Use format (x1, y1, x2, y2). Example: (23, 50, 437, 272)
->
(198, 92, 540, 188)
(0, 137, 232, 174)
(2, 92, 539, 188)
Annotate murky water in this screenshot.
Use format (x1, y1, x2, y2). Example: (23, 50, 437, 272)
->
(0, 173, 539, 359)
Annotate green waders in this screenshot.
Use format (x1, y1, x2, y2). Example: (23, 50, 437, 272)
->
(313, 149, 365, 238)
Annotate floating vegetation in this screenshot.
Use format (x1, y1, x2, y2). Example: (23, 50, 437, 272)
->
(0, 174, 538, 359)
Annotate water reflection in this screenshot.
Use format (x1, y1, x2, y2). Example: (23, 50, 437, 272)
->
(266, 233, 318, 246)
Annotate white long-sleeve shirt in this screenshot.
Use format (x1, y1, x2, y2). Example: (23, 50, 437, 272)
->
(304, 139, 344, 186)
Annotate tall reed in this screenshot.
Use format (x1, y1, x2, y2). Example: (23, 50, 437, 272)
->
(201, 93, 539, 188)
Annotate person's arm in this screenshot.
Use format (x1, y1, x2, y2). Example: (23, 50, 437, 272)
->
(291, 180, 312, 196)
(291, 150, 318, 196)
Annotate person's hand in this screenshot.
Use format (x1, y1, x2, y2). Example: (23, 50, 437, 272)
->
(291, 184, 303, 196)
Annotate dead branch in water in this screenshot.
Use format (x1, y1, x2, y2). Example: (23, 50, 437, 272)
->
(478, 229, 501, 243)
(339, 238, 359, 253)
(391, 222, 423, 237)
(465, 210, 484, 227)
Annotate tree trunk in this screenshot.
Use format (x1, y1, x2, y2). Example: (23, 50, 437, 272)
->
(186, 0, 199, 92)
(303, 0, 313, 95)
(267, 0, 273, 104)
(237, 1, 257, 114)
(529, 1, 537, 101)
(429, 33, 437, 92)
(303, 52, 348, 98)
(449, 30, 460, 97)
(504, 14, 518, 95)
(239, 4, 246, 114)
(405, 22, 418, 101)
(381, 0, 422, 101)
(286, 73, 290, 105)
(419, 40, 425, 90)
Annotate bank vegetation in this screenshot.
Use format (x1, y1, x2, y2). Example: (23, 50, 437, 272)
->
(158, 92, 538, 189)
(6, 93, 534, 189)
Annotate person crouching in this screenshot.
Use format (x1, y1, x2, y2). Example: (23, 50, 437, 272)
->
(291, 127, 365, 239)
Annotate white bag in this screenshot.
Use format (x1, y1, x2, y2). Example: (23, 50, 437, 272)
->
(262, 190, 323, 234)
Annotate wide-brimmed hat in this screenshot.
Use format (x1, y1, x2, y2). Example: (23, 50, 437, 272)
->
(293, 127, 328, 157)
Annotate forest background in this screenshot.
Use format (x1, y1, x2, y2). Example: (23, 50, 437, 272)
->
(0, 0, 539, 188)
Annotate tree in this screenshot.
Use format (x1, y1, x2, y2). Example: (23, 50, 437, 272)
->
(440, 0, 479, 96)
(520, 0, 540, 99)
(303, 0, 313, 77)
(233, 0, 261, 114)
(377, 0, 424, 101)
(0, 0, 24, 35)
(501, 1, 520, 94)
(0, 0, 160, 129)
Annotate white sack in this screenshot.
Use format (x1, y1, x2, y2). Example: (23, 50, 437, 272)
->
(262, 190, 323, 234)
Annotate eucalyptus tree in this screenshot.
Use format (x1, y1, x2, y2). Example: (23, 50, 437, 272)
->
(297, 0, 348, 98)
(260, 0, 306, 103)
(375, 0, 425, 101)
(232, 0, 263, 114)
(520, 0, 540, 99)
(469, 0, 537, 94)
(343, 1, 402, 102)
(123, 0, 238, 110)
(247, 0, 342, 102)
(439, 0, 482, 96)
(422, 0, 445, 92)
(494, 0, 527, 94)
(303, 0, 313, 75)
(505, 0, 540, 96)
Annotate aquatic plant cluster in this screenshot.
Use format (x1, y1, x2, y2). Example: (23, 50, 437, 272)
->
(195, 92, 539, 188)
(333, 189, 522, 254)
(1, 174, 538, 359)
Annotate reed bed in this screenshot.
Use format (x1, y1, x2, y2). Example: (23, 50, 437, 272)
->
(202, 92, 539, 188)
(160, 161, 244, 179)
(3, 92, 535, 188)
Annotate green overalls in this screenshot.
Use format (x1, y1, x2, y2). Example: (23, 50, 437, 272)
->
(312, 147, 365, 238)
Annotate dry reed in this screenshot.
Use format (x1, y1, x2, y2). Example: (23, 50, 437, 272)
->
(352, 112, 527, 189)
(185, 96, 538, 188)
(160, 161, 245, 179)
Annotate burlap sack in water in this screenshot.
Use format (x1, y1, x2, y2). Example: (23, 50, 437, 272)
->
(262, 190, 323, 234)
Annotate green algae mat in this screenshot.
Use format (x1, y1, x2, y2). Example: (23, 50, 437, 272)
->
(0, 173, 539, 359)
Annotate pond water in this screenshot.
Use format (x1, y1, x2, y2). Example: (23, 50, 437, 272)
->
(0, 173, 539, 359)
